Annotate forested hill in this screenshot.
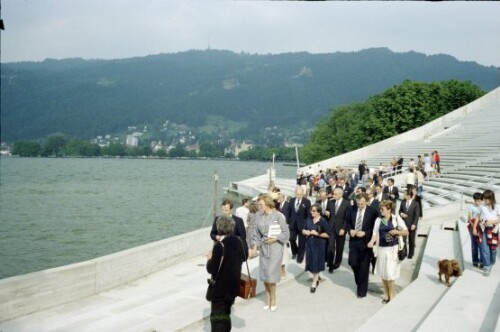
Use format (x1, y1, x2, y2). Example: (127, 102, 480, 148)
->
(2, 47, 499, 142)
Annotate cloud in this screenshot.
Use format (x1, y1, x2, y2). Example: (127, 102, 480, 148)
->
(2, 0, 499, 66)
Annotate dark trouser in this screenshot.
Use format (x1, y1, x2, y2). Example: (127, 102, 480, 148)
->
(370, 251, 377, 273)
(327, 232, 346, 269)
(348, 241, 371, 297)
(290, 223, 306, 260)
(211, 299, 233, 332)
(405, 229, 416, 258)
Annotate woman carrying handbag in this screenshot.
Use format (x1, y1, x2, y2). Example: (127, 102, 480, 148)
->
(367, 200, 408, 304)
(206, 215, 246, 332)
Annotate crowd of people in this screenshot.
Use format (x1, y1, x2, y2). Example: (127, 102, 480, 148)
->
(296, 152, 440, 201)
(205, 155, 498, 331)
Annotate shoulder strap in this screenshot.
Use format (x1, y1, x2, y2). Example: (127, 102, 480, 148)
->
(212, 241, 225, 281)
(238, 236, 253, 299)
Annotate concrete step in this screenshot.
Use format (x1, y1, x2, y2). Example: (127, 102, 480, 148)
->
(357, 225, 460, 332)
(417, 220, 500, 331)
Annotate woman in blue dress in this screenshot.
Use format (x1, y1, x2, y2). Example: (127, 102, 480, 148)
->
(302, 203, 330, 293)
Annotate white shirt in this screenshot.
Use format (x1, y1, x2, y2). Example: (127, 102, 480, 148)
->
(405, 172, 416, 185)
(235, 206, 250, 227)
(480, 204, 500, 221)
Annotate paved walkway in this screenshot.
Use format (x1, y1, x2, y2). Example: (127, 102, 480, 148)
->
(181, 241, 421, 332)
(0, 239, 421, 332)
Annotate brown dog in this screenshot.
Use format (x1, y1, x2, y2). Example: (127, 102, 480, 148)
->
(438, 259, 462, 287)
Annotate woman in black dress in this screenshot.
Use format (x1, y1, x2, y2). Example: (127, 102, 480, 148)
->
(206, 215, 246, 331)
(302, 203, 330, 293)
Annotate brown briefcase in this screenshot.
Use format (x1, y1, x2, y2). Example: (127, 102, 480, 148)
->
(238, 273, 256, 299)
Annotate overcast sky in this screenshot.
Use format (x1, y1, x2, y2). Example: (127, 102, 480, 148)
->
(1, 1, 499, 67)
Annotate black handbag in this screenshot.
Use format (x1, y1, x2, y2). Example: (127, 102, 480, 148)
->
(206, 241, 224, 301)
(398, 243, 407, 261)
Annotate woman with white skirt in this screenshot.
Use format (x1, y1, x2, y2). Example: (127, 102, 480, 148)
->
(368, 200, 408, 303)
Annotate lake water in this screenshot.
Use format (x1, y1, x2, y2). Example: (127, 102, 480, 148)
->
(0, 157, 296, 279)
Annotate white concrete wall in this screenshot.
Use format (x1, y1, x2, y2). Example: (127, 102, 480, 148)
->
(0, 227, 213, 322)
(301, 87, 500, 175)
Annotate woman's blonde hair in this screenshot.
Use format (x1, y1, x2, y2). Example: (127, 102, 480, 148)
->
(259, 194, 275, 209)
(380, 200, 395, 213)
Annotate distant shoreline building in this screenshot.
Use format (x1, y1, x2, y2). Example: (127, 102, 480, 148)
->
(224, 140, 253, 157)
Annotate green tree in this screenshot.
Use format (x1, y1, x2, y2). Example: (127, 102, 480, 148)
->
(301, 80, 485, 164)
(154, 149, 167, 157)
(12, 141, 42, 157)
(42, 134, 68, 157)
(102, 143, 126, 156)
(199, 141, 224, 157)
(63, 138, 100, 157)
(168, 144, 189, 157)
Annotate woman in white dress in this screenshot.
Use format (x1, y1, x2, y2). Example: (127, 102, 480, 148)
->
(423, 153, 433, 178)
(251, 194, 289, 312)
(367, 200, 408, 303)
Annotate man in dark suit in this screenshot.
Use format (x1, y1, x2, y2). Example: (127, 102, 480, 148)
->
(346, 193, 378, 298)
(374, 184, 388, 203)
(397, 155, 404, 174)
(317, 189, 330, 220)
(358, 161, 366, 179)
(289, 186, 311, 263)
(326, 177, 337, 198)
(383, 178, 399, 203)
(337, 178, 353, 201)
(399, 189, 421, 259)
(366, 188, 380, 213)
(210, 199, 248, 254)
(326, 187, 350, 273)
(365, 187, 380, 274)
(277, 193, 291, 223)
(349, 170, 359, 192)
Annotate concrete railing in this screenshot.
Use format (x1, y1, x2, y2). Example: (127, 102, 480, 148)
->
(301, 87, 500, 175)
(0, 226, 213, 322)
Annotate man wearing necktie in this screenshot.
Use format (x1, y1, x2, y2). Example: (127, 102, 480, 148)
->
(289, 186, 311, 263)
(383, 178, 399, 203)
(346, 193, 378, 298)
(326, 188, 350, 273)
(399, 189, 420, 259)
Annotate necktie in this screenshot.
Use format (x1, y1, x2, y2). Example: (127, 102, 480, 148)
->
(295, 199, 300, 213)
(322, 201, 327, 212)
(335, 200, 340, 213)
(406, 201, 410, 210)
(355, 209, 363, 231)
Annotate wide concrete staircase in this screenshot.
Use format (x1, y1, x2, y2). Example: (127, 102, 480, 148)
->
(233, 87, 500, 331)
(2, 88, 499, 332)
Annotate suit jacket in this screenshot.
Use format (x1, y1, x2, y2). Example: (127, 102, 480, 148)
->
(289, 196, 311, 231)
(383, 185, 399, 202)
(349, 173, 359, 191)
(399, 199, 421, 228)
(326, 185, 335, 197)
(345, 205, 378, 247)
(337, 185, 353, 201)
(326, 198, 350, 234)
(278, 201, 291, 224)
(375, 192, 389, 202)
(369, 199, 380, 215)
(358, 163, 366, 177)
(317, 198, 330, 220)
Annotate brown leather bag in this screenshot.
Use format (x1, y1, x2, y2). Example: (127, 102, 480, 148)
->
(239, 273, 256, 299)
(237, 238, 256, 299)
